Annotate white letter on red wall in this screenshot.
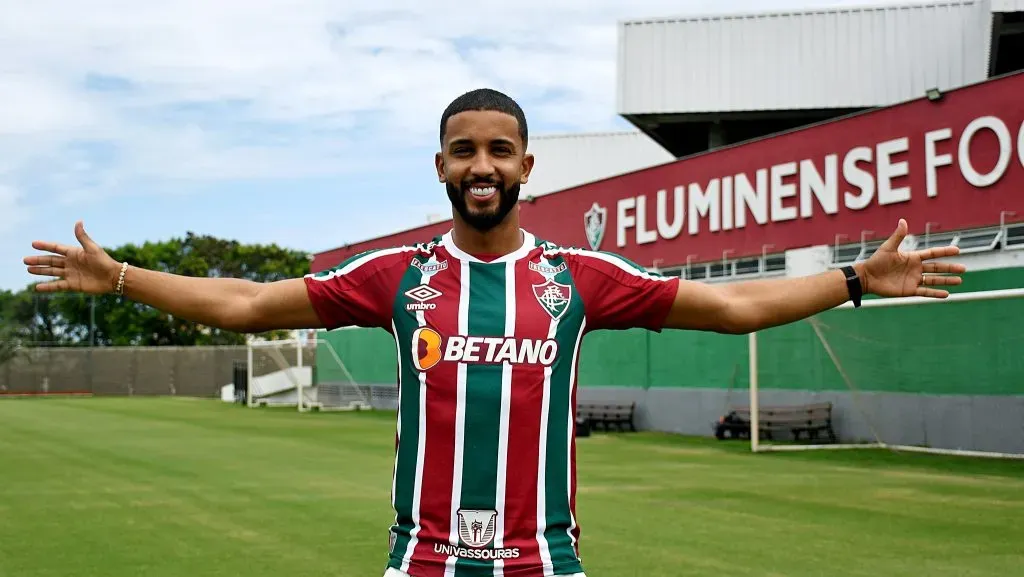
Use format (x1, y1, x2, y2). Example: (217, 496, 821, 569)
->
(924, 128, 953, 198)
(877, 137, 911, 205)
(959, 116, 1012, 188)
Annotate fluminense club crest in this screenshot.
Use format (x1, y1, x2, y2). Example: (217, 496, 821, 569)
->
(457, 509, 498, 549)
(532, 278, 572, 321)
(583, 202, 607, 251)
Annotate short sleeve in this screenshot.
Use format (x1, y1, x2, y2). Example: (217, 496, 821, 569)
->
(564, 250, 679, 332)
(303, 249, 409, 330)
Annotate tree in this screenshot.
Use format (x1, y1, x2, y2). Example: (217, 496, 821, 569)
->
(23, 232, 312, 347)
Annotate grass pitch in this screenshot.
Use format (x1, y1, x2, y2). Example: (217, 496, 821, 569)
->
(1, 397, 1022, 577)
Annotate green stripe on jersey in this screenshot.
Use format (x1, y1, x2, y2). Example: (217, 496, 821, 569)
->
(542, 255, 586, 575)
(388, 257, 429, 568)
(456, 261, 507, 574)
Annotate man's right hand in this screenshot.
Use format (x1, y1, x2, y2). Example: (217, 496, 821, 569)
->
(24, 221, 122, 295)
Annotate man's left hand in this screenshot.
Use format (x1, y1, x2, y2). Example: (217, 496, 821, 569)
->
(859, 219, 967, 299)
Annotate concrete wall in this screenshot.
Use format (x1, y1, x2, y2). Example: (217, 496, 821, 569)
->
(578, 387, 1024, 455)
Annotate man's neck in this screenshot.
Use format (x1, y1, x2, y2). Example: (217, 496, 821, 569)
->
(451, 217, 524, 257)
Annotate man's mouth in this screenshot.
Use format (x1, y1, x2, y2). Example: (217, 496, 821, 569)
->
(467, 184, 498, 200)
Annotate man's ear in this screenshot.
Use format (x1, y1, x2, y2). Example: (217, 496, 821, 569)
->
(520, 152, 535, 184)
(435, 151, 445, 183)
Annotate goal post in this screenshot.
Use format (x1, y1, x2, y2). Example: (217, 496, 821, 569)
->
(245, 338, 313, 411)
(747, 287, 1024, 460)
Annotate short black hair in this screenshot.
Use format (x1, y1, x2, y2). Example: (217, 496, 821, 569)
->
(439, 88, 528, 148)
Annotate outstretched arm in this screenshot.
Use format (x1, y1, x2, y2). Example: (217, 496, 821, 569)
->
(24, 221, 323, 333)
(663, 219, 967, 334)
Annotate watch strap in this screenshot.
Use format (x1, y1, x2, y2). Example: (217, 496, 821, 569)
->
(841, 265, 863, 308)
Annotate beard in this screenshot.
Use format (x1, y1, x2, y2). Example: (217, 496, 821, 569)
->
(446, 178, 520, 232)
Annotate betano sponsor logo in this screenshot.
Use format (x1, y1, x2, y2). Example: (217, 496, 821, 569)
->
(412, 328, 558, 371)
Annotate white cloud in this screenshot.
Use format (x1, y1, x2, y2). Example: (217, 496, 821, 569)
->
(0, 0, 911, 214)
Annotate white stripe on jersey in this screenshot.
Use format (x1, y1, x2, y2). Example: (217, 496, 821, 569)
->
(536, 314, 559, 577)
(305, 244, 427, 282)
(399, 262, 433, 572)
(493, 260, 516, 577)
(541, 247, 674, 282)
(445, 260, 472, 576)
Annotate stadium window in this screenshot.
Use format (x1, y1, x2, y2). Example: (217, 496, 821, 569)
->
(765, 255, 786, 273)
(833, 244, 861, 265)
(684, 264, 706, 281)
(953, 229, 1000, 253)
(1005, 224, 1024, 248)
(735, 258, 760, 276)
(708, 262, 729, 278)
(859, 241, 884, 261)
(917, 231, 956, 250)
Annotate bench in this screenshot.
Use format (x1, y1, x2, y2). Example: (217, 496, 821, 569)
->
(577, 401, 636, 432)
(714, 402, 836, 443)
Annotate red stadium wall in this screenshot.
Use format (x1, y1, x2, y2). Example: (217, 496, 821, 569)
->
(311, 71, 1024, 273)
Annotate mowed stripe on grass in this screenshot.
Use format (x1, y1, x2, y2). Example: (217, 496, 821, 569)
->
(0, 397, 1021, 577)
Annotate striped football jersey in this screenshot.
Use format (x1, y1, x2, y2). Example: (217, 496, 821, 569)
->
(303, 229, 680, 577)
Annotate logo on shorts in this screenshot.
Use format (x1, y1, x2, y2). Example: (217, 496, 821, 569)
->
(405, 285, 443, 312)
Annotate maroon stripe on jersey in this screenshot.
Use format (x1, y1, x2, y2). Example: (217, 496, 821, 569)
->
(408, 247, 462, 572)
(498, 258, 548, 570)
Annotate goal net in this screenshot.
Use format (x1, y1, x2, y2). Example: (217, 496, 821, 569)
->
(744, 287, 1024, 459)
(245, 339, 314, 410)
(310, 330, 372, 411)
(245, 335, 369, 412)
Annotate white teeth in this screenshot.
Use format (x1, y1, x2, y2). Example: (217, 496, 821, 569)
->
(470, 186, 496, 197)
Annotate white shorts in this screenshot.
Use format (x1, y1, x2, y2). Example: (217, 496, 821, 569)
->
(384, 569, 586, 577)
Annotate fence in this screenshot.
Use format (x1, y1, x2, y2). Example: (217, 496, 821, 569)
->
(0, 345, 261, 398)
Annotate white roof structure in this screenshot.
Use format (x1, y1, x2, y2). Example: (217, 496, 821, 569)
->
(616, 0, 998, 115)
(518, 130, 675, 198)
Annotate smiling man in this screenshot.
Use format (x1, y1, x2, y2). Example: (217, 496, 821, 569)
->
(23, 88, 965, 577)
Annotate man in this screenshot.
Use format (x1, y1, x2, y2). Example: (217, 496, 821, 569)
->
(23, 88, 965, 577)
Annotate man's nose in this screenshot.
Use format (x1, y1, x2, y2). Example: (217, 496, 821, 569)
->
(469, 153, 496, 179)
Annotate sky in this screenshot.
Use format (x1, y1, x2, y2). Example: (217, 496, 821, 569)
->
(0, 0, 918, 291)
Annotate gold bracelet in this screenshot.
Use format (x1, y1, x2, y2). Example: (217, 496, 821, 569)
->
(115, 262, 128, 296)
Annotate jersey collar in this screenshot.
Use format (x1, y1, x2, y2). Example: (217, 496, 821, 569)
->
(440, 229, 537, 263)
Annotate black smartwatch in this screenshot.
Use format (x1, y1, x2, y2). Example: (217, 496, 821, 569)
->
(841, 265, 863, 308)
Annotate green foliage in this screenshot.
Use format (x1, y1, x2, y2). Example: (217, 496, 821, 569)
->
(3, 232, 312, 347)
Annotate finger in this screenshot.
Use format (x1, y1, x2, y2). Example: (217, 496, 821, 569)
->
(30, 240, 73, 256)
(33, 280, 70, 293)
(26, 266, 65, 277)
(916, 245, 961, 260)
(923, 262, 967, 274)
(74, 220, 99, 250)
(879, 218, 909, 252)
(916, 286, 950, 298)
(922, 275, 962, 286)
(23, 254, 65, 268)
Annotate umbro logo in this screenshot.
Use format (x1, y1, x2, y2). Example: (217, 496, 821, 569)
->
(405, 285, 442, 312)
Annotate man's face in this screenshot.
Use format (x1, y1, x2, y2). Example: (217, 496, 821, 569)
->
(436, 110, 534, 232)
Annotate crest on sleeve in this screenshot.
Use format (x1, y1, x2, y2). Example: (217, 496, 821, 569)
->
(532, 278, 572, 320)
(583, 202, 607, 251)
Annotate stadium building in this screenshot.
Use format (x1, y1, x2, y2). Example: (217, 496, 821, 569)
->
(306, 1, 1024, 455)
